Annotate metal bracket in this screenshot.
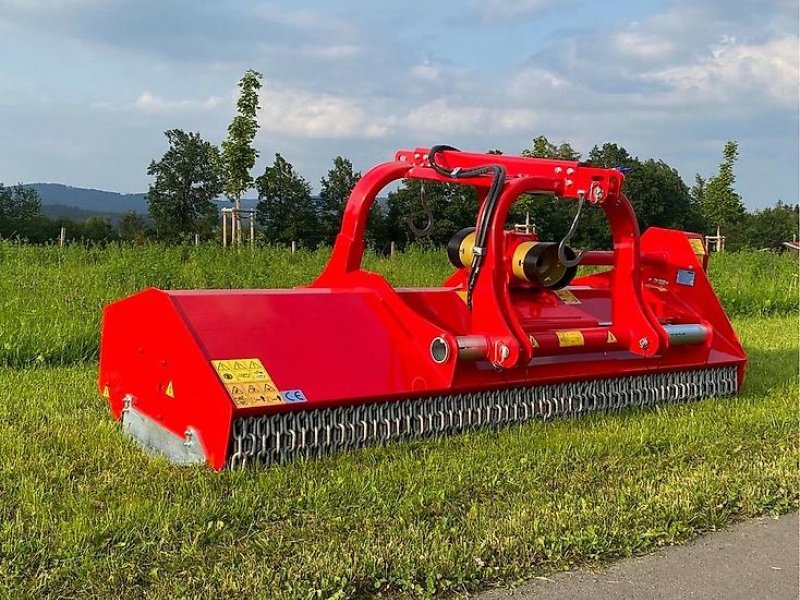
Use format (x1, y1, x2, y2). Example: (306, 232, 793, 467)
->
(121, 405, 206, 465)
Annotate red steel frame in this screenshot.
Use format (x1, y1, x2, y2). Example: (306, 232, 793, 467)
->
(99, 147, 747, 469)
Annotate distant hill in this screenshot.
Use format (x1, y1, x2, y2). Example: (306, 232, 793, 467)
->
(24, 183, 382, 220)
(40, 203, 123, 222)
(25, 183, 148, 214)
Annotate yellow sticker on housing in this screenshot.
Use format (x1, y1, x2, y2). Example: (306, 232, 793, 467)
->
(455, 290, 468, 305)
(555, 289, 581, 305)
(102, 385, 110, 399)
(165, 381, 174, 398)
(529, 334, 539, 348)
(224, 381, 283, 408)
(556, 330, 585, 347)
(606, 331, 617, 344)
(212, 358, 281, 407)
(212, 358, 271, 384)
(688, 238, 706, 256)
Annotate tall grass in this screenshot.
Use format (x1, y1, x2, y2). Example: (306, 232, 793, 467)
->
(0, 241, 795, 367)
(0, 316, 796, 599)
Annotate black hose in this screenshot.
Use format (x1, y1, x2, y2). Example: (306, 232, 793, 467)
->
(428, 145, 506, 309)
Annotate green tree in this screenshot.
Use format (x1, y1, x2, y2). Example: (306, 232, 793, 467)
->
(318, 156, 361, 244)
(521, 135, 580, 161)
(743, 201, 799, 248)
(118, 211, 150, 243)
(255, 154, 318, 245)
(221, 69, 263, 243)
(701, 141, 746, 237)
(147, 129, 223, 242)
(82, 216, 116, 242)
(0, 184, 43, 239)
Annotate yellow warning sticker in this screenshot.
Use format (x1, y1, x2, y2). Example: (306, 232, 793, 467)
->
(529, 334, 539, 348)
(212, 358, 283, 407)
(102, 385, 110, 399)
(212, 358, 271, 384)
(165, 381, 174, 398)
(688, 238, 706, 256)
(556, 330, 585, 347)
(555, 289, 581, 305)
(225, 381, 283, 408)
(606, 331, 617, 344)
(455, 290, 468, 305)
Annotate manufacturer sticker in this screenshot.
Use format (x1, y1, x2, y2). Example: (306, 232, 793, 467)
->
(555, 289, 581, 305)
(676, 269, 696, 287)
(556, 330, 585, 347)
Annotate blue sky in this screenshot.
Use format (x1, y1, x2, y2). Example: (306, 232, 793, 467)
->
(0, 0, 796, 208)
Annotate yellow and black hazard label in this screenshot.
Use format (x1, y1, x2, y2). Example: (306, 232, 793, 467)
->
(555, 289, 581, 305)
(556, 330, 585, 347)
(212, 358, 271, 384)
(688, 237, 706, 256)
(606, 331, 617, 344)
(224, 381, 283, 408)
(211, 358, 282, 408)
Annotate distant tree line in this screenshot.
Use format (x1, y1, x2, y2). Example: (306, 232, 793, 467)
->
(1, 69, 797, 250)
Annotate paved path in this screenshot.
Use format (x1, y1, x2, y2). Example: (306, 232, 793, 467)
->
(478, 512, 798, 600)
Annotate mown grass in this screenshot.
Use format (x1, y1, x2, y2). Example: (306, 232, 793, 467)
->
(0, 316, 797, 599)
(0, 242, 796, 367)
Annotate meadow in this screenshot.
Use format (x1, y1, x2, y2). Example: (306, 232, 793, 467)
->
(0, 242, 797, 598)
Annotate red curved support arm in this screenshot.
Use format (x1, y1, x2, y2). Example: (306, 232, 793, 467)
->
(314, 161, 410, 284)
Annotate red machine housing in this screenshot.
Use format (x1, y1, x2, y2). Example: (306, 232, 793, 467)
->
(98, 148, 747, 469)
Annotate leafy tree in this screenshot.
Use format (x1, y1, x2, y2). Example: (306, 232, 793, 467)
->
(118, 211, 150, 243)
(221, 69, 263, 243)
(82, 216, 116, 242)
(147, 129, 223, 242)
(0, 184, 42, 239)
(521, 135, 581, 161)
(255, 154, 318, 245)
(701, 141, 746, 237)
(318, 156, 361, 244)
(743, 201, 799, 248)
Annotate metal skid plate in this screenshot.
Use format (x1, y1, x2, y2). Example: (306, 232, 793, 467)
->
(122, 404, 205, 465)
(227, 366, 737, 469)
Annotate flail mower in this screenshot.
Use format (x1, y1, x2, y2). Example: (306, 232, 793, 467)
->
(98, 146, 747, 469)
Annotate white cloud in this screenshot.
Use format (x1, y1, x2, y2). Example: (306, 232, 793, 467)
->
(645, 36, 799, 109)
(260, 88, 392, 139)
(410, 63, 442, 83)
(478, 0, 551, 21)
(404, 99, 538, 135)
(133, 91, 224, 113)
(302, 44, 362, 60)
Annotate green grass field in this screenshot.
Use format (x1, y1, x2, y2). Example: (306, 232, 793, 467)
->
(0, 243, 797, 598)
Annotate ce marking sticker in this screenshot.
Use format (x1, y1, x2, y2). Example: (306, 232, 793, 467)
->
(281, 390, 308, 403)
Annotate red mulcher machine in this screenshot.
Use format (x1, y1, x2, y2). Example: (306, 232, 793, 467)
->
(98, 146, 747, 469)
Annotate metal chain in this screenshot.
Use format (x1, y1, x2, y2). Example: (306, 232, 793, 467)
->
(227, 366, 738, 469)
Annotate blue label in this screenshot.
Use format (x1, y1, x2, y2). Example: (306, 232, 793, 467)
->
(676, 269, 696, 287)
(281, 389, 308, 403)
